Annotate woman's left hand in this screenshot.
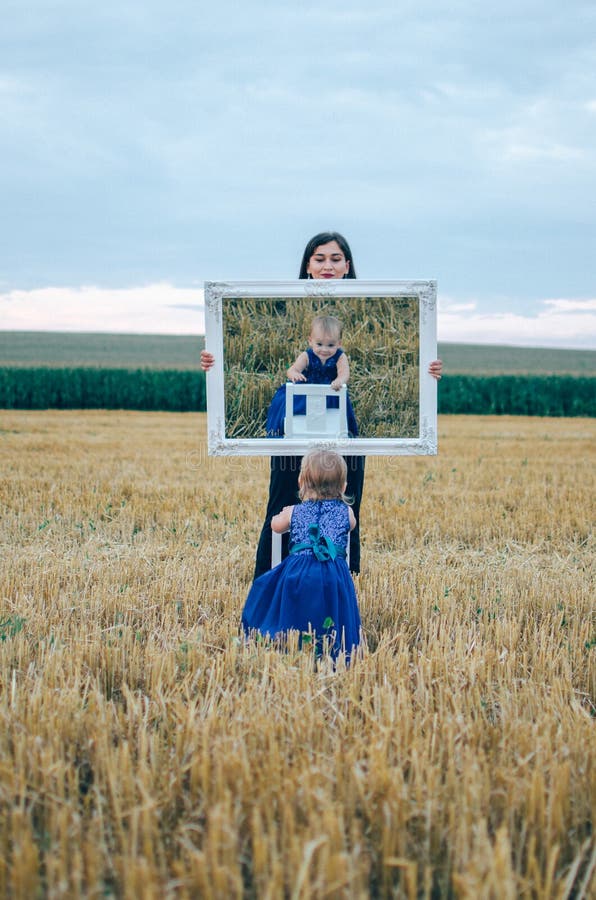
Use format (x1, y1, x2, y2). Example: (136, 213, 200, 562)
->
(428, 359, 443, 380)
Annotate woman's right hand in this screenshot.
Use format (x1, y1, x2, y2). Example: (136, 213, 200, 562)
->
(200, 350, 215, 372)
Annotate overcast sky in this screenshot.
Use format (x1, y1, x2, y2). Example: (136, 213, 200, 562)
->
(1, 0, 595, 347)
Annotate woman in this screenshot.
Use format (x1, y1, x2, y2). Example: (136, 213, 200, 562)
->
(201, 231, 442, 578)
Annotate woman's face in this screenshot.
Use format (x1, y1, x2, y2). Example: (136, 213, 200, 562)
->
(306, 240, 350, 279)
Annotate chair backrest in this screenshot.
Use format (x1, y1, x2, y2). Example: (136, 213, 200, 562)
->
(284, 383, 348, 439)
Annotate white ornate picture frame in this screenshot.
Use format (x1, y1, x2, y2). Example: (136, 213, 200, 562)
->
(204, 280, 437, 456)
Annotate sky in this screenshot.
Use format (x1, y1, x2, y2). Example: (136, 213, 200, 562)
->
(1, 0, 595, 348)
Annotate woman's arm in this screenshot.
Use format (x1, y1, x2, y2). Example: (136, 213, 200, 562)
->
(271, 505, 293, 533)
(287, 350, 309, 382)
(331, 352, 350, 390)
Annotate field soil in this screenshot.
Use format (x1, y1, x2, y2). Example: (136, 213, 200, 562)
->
(0, 411, 594, 897)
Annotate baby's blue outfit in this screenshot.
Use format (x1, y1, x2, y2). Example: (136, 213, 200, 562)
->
(265, 348, 359, 437)
(242, 499, 361, 659)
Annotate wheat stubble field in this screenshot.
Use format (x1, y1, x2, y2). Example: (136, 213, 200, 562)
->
(0, 410, 594, 899)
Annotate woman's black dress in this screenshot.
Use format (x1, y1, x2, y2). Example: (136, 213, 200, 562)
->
(253, 454, 365, 578)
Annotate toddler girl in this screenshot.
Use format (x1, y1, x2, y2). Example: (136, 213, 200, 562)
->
(266, 315, 358, 438)
(241, 448, 362, 660)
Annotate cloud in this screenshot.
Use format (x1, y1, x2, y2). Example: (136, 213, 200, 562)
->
(1, 285, 594, 349)
(542, 298, 596, 311)
(166, 303, 204, 311)
(503, 142, 584, 162)
(0, 0, 595, 307)
(0, 284, 205, 335)
(438, 296, 596, 349)
(438, 301, 477, 313)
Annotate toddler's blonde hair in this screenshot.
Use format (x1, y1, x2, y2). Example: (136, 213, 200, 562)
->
(298, 449, 349, 502)
(310, 315, 342, 342)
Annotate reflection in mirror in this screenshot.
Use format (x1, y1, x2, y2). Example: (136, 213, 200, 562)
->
(223, 296, 419, 440)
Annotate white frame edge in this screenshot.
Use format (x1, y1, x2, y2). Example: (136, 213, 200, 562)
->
(204, 280, 437, 456)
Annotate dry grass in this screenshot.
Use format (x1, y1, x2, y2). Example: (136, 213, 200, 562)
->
(223, 296, 420, 439)
(0, 411, 594, 899)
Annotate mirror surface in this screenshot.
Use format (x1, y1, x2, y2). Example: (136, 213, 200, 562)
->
(223, 295, 420, 440)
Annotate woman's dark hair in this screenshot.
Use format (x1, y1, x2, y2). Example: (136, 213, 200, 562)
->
(298, 231, 357, 279)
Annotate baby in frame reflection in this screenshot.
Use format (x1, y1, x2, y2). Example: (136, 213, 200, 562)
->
(265, 314, 359, 439)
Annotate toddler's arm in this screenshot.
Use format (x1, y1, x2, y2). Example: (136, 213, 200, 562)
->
(287, 351, 309, 383)
(348, 507, 356, 532)
(271, 505, 293, 533)
(331, 353, 350, 391)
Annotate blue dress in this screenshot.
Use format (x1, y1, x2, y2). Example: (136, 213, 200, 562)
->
(266, 348, 359, 437)
(242, 499, 361, 659)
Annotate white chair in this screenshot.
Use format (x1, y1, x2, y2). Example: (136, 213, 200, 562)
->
(272, 384, 350, 568)
(283, 383, 348, 439)
(271, 531, 284, 567)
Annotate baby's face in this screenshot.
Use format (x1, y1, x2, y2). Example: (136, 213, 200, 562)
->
(308, 326, 341, 362)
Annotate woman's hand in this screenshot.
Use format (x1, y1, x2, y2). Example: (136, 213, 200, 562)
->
(428, 359, 443, 380)
(200, 350, 215, 372)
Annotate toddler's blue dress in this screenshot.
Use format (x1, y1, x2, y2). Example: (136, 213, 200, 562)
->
(265, 348, 359, 437)
(242, 499, 361, 659)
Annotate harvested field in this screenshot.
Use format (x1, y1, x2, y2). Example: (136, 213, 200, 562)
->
(0, 411, 594, 898)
